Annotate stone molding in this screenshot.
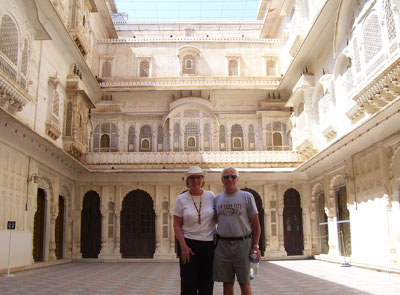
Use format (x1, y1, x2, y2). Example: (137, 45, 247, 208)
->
(0, 75, 29, 113)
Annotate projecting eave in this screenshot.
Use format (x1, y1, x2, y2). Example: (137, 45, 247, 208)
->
(277, 0, 340, 92)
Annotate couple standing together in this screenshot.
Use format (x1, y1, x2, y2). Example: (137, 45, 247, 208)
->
(174, 166, 261, 295)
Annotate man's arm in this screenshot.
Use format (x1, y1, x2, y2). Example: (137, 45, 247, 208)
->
(250, 213, 261, 261)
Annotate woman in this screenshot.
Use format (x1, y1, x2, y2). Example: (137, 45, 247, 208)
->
(174, 166, 216, 295)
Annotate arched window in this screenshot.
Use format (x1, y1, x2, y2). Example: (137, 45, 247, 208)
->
(0, 14, 19, 81)
(101, 134, 110, 148)
(140, 125, 152, 152)
(173, 123, 180, 152)
(93, 122, 118, 152)
(128, 125, 135, 152)
(184, 122, 199, 151)
(266, 122, 291, 151)
(182, 54, 196, 75)
(219, 125, 226, 151)
(231, 124, 243, 151)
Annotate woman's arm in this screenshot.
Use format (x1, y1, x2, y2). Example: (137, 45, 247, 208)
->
(173, 215, 194, 264)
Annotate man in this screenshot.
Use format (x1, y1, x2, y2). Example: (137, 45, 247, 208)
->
(213, 166, 261, 295)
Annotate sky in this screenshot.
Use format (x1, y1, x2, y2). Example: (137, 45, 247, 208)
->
(113, 0, 261, 22)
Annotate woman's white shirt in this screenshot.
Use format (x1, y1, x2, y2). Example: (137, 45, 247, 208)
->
(174, 190, 216, 241)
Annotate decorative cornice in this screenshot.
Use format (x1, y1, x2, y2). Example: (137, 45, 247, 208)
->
(100, 77, 280, 90)
(97, 37, 280, 44)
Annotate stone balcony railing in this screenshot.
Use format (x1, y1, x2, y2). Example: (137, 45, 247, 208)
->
(85, 150, 304, 169)
(99, 76, 281, 90)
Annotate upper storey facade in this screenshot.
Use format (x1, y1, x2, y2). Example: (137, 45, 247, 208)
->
(95, 21, 282, 91)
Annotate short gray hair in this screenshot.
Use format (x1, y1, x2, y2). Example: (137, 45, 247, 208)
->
(221, 166, 239, 177)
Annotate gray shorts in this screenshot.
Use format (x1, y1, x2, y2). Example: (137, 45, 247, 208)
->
(212, 238, 251, 284)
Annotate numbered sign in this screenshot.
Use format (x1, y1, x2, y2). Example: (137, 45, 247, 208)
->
(7, 221, 16, 230)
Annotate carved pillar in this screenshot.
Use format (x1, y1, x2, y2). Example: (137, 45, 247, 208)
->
(48, 213, 57, 261)
(114, 213, 121, 255)
(72, 212, 82, 259)
(66, 219, 73, 258)
(155, 210, 162, 254)
(99, 211, 107, 255)
(169, 212, 175, 253)
(327, 186, 338, 257)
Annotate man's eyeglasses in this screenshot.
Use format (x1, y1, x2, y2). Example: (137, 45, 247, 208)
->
(223, 175, 237, 180)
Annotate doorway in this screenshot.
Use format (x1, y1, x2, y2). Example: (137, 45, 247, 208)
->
(283, 188, 304, 255)
(81, 191, 101, 258)
(33, 188, 46, 262)
(121, 189, 155, 258)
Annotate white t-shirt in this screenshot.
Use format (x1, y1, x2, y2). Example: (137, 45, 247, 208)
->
(173, 190, 216, 241)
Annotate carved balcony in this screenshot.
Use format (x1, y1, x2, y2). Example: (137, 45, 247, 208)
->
(0, 70, 30, 114)
(85, 150, 304, 169)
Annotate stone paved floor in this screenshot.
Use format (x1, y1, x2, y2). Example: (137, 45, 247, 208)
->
(1, 260, 400, 294)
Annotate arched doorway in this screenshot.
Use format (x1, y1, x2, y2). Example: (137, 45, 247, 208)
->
(81, 191, 101, 258)
(336, 186, 351, 256)
(241, 188, 266, 255)
(283, 188, 304, 255)
(33, 188, 46, 262)
(55, 195, 65, 259)
(121, 189, 155, 258)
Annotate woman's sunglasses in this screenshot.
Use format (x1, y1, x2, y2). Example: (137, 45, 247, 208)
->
(223, 175, 237, 180)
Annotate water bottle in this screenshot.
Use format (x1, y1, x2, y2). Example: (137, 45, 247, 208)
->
(249, 250, 259, 279)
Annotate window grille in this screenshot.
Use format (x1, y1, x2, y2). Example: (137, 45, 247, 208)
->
(173, 123, 180, 152)
(157, 125, 163, 151)
(219, 125, 226, 151)
(184, 122, 199, 151)
(385, 0, 396, 41)
(204, 123, 211, 151)
(228, 59, 238, 76)
(93, 123, 118, 152)
(140, 60, 150, 77)
(231, 124, 243, 151)
(267, 59, 277, 76)
(353, 38, 361, 73)
(65, 102, 73, 136)
(128, 126, 135, 152)
(182, 55, 196, 75)
(363, 14, 382, 64)
(248, 124, 255, 150)
(140, 125, 152, 152)
(266, 122, 291, 151)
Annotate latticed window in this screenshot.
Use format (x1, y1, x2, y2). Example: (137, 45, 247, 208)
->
(265, 122, 291, 151)
(20, 38, 29, 89)
(52, 88, 60, 126)
(0, 14, 19, 81)
(231, 124, 243, 151)
(182, 54, 196, 75)
(385, 0, 396, 42)
(102, 61, 111, 77)
(363, 14, 382, 64)
(173, 123, 180, 152)
(353, 38, 361, 73)
(248, 124, 255, 150)
(157, 125, 163, 151)
(184, 122, 199, 151)
(140, 60, 150, 77)
(128, 126, 135, 152)
(204, 123, 211, 151)
(65, 102, 73, 136)
(93, 123, 118, 152)
(219, 125, 226, 151)
(140, 125, 152, 152)
(228, 59, 238, 76)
